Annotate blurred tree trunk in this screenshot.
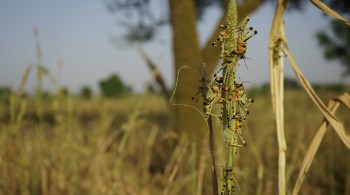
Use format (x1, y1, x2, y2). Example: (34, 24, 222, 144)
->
(169, 0, 206, 140)
(169, 0, 264, 140)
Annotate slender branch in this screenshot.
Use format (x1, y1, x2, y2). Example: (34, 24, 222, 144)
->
(207, 116, 219, 195)
(138, 47, 171, 100)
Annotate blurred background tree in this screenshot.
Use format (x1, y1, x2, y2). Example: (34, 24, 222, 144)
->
(284, 77, 301, 90)
(99, 74, 130, 98)
(316, 9, 350, 75)
(80, 85, 93, 99)
(145, 82, 160, 94)
(0, 85, 12, 104)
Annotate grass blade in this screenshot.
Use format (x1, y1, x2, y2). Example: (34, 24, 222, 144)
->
(309, 0, 350, 26)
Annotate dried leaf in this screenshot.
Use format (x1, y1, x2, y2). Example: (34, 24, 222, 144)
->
(292, 93, 350, 195)
(309, 0, 350, 26)
(283, 43, 350, 149)
(335, 93, 350, 109)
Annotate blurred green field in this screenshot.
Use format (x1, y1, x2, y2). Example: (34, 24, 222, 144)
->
(0, 88, 349, 195)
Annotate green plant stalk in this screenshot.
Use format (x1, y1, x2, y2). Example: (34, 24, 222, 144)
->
(33, 28, 43, 123)
(222, 0, 238, 194)
(36, 64, 43, 122)
(9, 96, 16, 125)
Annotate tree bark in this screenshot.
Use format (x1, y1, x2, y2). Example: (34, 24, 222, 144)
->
(169, 0, 208, 140)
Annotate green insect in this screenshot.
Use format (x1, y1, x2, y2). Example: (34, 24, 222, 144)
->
(213, 23, 229, 59)
(222, 81, 253, 147)
(212, 17, 257, 80)
(189, 64, 226, 119)
(202, 76, 225, 119)
(232, 81, 254, 118)
(221, 166, 241, 195)
(272, 37, 287, 61)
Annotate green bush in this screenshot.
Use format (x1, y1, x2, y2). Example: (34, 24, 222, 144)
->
(99, 74, 129, 98)
(80, 86, 92, 99)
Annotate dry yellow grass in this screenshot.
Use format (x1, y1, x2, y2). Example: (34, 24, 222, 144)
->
(0, 90, 349, 194)
(1, 1, 349, 194)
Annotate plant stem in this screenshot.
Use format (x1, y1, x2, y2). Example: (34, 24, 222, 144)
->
(222, 0, 238, 194)
(207, 116, 219, 195)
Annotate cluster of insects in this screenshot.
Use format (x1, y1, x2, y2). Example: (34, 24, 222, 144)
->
(196, 16, 256, 143)
(169, 13, 257, 195)
(192, 17, 257, 194)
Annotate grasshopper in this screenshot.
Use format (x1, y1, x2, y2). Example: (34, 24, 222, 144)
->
(212, 17, 257, 79)
(221, 81, 253, 146)
(190, 64, 226, 120)
(231, 81, 254, 118)
(231, 16, 258, 60)
(213, 24, 229, 59)
(221, 166, 240, 195)
(202, 76, 226, 119)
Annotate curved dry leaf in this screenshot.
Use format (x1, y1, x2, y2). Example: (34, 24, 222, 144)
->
(283, 44, 350, 149)
(331, 94, 350, 148)
(269, 0, 288, 151)
(309, 0, 350, 26)
(293, 94, 350, 195)
(335, 93, 350, 109)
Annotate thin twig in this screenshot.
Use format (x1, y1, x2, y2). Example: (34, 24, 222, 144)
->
(207, 116, 219, 195)
(138, 47, 170, 100)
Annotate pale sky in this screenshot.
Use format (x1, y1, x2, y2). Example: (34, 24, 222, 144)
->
(0, 1, 349, 94)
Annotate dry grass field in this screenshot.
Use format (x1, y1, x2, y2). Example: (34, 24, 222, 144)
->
(1, 1, 349, 194)
(0, 88, 349, 195)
